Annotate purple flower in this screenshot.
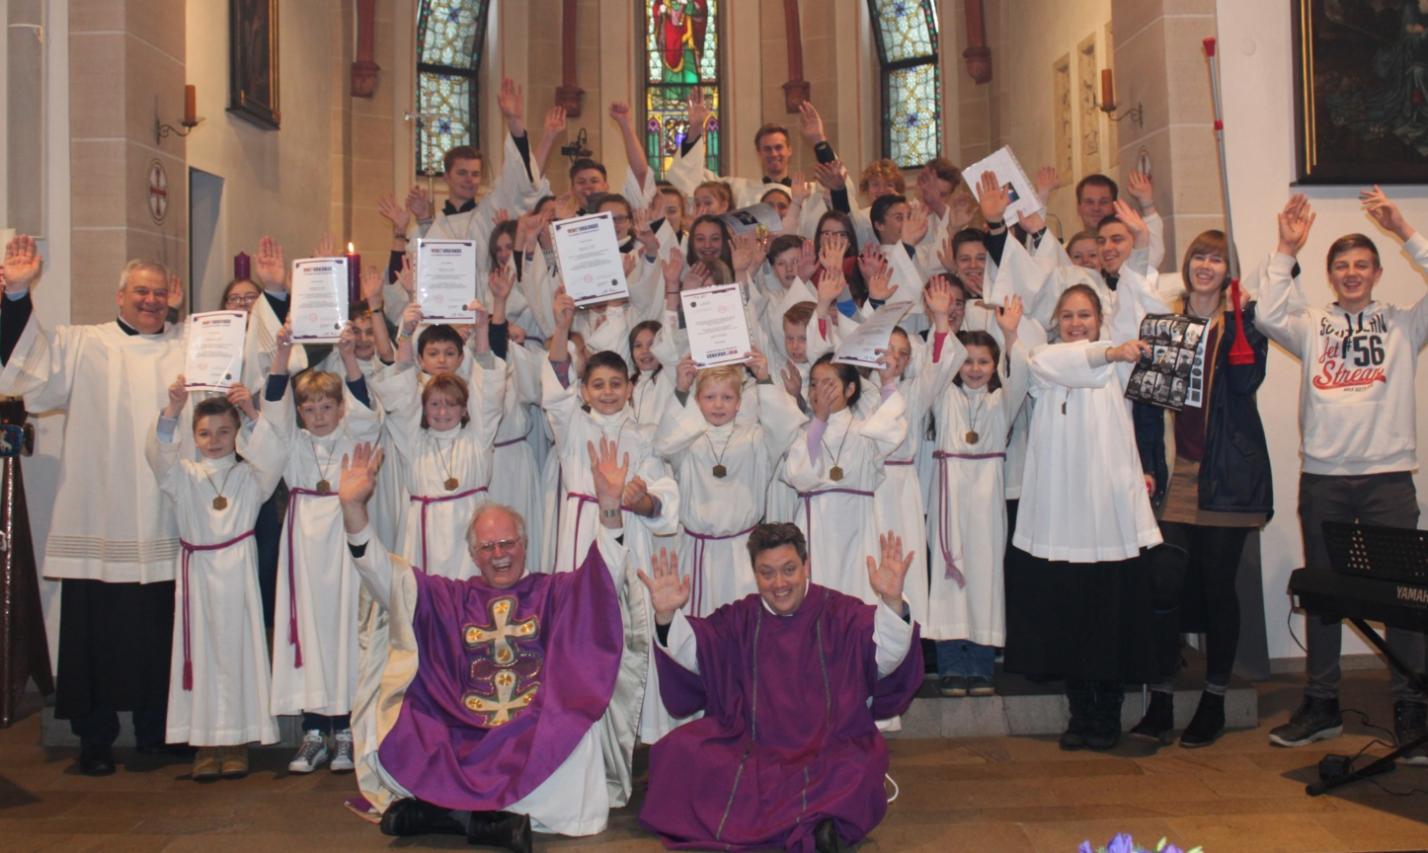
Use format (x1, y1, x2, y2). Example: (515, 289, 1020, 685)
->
(1163, 846, 1183, 853)
(1077, 843, 1095, 853)
(1107, 833, 1135, 853)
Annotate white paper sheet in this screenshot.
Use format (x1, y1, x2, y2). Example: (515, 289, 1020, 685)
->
(184, 310, 247, 391)
(551, 212, 628, 307)
(290, 257, 349, 343)
(417, 238, 478, 321)
(832, 301, 913, 369)
(962, 146, 1041, 227)
(720, 202, 784, 236)
(680, 284, 752, 368)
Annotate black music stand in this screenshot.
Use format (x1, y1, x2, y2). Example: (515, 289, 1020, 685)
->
(1306, 521, 1428, 796)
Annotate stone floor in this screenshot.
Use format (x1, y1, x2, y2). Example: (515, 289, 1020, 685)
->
(3, 670, 1427, 852)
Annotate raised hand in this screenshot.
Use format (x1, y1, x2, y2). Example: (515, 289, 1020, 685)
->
(553, 286, 576, 330)
(314, 232, 337, 258)
(255, 235, 287, 290)
(924, 274, 954, 321)
(745, 346, 770, 381)
(903, 200, 931, 246)
(796, 238, 818, 282)
(1127, 170, 1155, 210)
(1033, 165, 1061, 206)
(686, 261, 714, 291)
(361, 267, 385, 309)
(401, 302, 423, 337)
(164, 375, 188, 417)
(496, 77, 524, 123)
(1361, 185, 1414, 241)
(609, 101, 633, 126)
(675, 354, 697, 393)
(730, 232, 762, 276)
(1112, 199, 1149, 249)
(813, 159, 848, 192)
(554, 192, 579, 221)
(815, 262, 845, 309)
(866, 531, 914, 611)
(781, 360, 803, 399)
(227, 382, 258, 421)
(798, 99, 826, 145)
(937, 230, 956, 274)
(861, 249, 897, 302)
(637, 548, 691, 626)
(977, 171, 1010, 224)
(995, 293, 1024, 338)
(2, 235, 42, 293)
(662, 251, 686, 292)
(377, 193, 411, 234)
(339, 442, 384, 510)
(1277, 194, 1315, 257)
(166, 273, 184, 312)
(819, 232, 848, 271)
(487, 264, 514, 304)
(622, 250, 638, 279)
(588, 436, 630, 510)
(406, 184, 433, 221)
(949, 191, 979, 232)
(337, 321, 358, 356)
(396, 253, 416, 296)
(687, 88, 711, 137)
(544, 105, 568, 136)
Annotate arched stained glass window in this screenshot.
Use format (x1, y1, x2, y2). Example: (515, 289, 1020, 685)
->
(642, 1, 722, 180)
(868, 0, 942, 168)
(416, 0, 491, 176)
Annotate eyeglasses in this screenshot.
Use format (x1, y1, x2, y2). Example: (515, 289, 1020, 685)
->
(473, 537, 522, 555)
(225, 293, 260, 307)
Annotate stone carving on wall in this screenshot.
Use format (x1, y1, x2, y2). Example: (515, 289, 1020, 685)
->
(1054, 54, 1073, 182)
(1077, 35, 1099, 176)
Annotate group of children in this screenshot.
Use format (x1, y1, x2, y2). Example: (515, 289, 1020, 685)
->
(134, 84, 1428, 784)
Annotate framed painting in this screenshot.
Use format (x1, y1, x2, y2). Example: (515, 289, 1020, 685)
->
(1293, 0, 1428, 183)
(228, 0, 280, 129)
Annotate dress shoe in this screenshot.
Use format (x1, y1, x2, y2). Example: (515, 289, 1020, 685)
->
(192, 747, 221, 782)
(219, 746, 249, 779)
(813, 817, 844, 853)
(77, 743, 116, 776)
(468, 810, 534, 852)
(379, 798, 465, 837)
(1128, 690, 1174, 746)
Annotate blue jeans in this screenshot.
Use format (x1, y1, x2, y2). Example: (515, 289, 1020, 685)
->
(936, 640, 996, 678)
(301, 712, 351, 733)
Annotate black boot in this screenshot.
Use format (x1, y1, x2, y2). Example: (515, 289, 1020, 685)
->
(1179, 691, 1226, 749)
(1085, 683, 1123, 751)
(1060, 682, 1095, 750)
(467, 810, 533, 852)
(1128, 690, 1175, 746)
(379, 798, 465, 837)
(814, 817, 844, 853)
(77, 743, 116, 776)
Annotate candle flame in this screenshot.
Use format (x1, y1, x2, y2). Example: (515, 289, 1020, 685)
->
(347, 242, 355, 253)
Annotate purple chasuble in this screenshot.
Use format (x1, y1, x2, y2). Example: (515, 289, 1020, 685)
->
(376, 542, 623, 811)
(638, 584, 923, 852)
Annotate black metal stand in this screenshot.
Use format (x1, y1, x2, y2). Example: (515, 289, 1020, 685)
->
(0, 399, 52, 727)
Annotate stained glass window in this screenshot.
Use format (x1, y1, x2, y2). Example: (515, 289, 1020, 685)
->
(868, 0, 942, 168)
(642, 1, 722, 180)
(416, 0, 490, 176)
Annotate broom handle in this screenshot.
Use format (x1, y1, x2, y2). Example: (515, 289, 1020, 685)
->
(1204, 36, 1240, 282)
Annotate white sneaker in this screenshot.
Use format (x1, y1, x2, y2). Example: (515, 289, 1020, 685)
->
(329, 729, 355, 773)
(288, 730, 330, 774)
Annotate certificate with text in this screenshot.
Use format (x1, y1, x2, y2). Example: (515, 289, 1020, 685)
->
(184, 311, 247, 391)
(551, 212, 628, 307)
(290, 257, 349, 343)
(417, 239, 478, 321)
(680, 284, 752, 368)
(833, 301, 913, 369)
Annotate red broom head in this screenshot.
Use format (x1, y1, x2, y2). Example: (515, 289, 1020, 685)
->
(1227, 278, 1255, 365)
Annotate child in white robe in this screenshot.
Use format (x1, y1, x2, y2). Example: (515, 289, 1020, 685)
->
(264, 323, 382, 774)
(148, 382, 285, 780)
(371, 304, 507, 580)
(629, 320, 674, 425)
(654, 354, 805, 616)
(783, 353, 907, 605)
(926, 308, 1030, 698)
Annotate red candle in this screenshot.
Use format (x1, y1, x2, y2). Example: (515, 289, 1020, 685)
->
(346, 242, 361, 304)
(1100, 69, 1115, 110)
(233, 251, 251, 282)
(184, 84, 197, 125)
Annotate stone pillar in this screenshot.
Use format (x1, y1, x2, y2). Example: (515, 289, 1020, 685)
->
(1111, 0, 1220, 270)
(70, 0, 187, 322)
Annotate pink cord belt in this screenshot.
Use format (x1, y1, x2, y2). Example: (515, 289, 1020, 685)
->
(410, 486, 488, 571)
(179, 530, 256, 691)
(931, 450, 1006, 587)
(281, 487, 342, 670)
(683, 524, 757, 615)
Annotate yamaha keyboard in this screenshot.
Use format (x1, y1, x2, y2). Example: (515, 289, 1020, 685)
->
(1288, 568, 1428, 631)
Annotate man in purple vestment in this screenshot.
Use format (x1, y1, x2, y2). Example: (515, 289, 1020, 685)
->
(637, 523, 923, 853)
(336, 439, 645, 851)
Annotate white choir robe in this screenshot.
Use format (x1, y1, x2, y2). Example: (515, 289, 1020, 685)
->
(1013, 339, 1161, 562)
(242, 294, 308, 397)
(385, 132, 540, 327)
(664, 135, 808, 209)
(631, 365, 675, 426)
(489, 342, 547, 548)
(0, 315, 188, 582)
(371, 354, 507, 578)
(925, 343, 1030, 645)
(654, 382, 806, 617)
(265, 378, 383, 718)
(782, 390, 907, 604)
(349, 522, 649, 836)
(871, 332, 961, 635)
(540, 360, 680, 742)
(763, 359, 811, 524)
(146, 420, 285, 745)
(879, 241, 935, 334)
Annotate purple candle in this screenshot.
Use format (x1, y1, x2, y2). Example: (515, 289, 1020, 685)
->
(234, 251, 251, 282)
(345, 242, 361, 304)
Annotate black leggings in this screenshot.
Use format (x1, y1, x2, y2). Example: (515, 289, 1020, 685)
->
(1149, 522, 1250, 687)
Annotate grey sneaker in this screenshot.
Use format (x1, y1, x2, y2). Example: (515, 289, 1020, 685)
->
(330, 728, 355, 773)
(1393, 701, 1428, 766)
(288, 729, 330, 773)
(1268, 696, 1343, 747)
(937, 675, 968, 697)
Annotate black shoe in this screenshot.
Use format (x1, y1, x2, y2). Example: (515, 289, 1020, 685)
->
(813, 818, 844, 853)
(1059, 684, 1094, 751)
(967, 675, 996, 696)
(937, 675, 968, 697)
(467, 810, 533, 852)
(1085, 684, 1123, 752)
(1128, 690, 1175, 746)
(1268, 695, 1342, 747)
(1179, 692, 1226, 749)
(135, 742, 196, 759)
(379, 798, 465, 837)
(1393, 700, 1428, 766)
(77, 743, 116, 776)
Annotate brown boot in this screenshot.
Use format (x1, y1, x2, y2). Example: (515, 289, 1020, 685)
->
(219, 745, 249, 779)
(192, 748, 221, 782)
